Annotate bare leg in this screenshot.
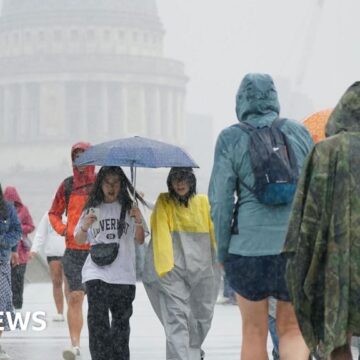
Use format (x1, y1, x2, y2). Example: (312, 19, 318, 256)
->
(67, 290, 85, 347)
(49, 260, 64, 314)
(236, 294, 269, 360)
(276, 300, 310, 360)
(64, 277, 70, 305)
(329, 334, 353, 360)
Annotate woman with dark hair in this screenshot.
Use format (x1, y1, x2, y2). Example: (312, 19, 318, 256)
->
(143, 167, 220, 360)
(0, 184, 22, 360)
(74, 166, 147, 360)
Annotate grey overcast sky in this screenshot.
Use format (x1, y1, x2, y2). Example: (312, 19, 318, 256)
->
(157, 0, 360, 136)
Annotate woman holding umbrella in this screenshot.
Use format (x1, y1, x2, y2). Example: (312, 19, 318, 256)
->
(74, 166, 147, 360)
(143, 167, 220, 360)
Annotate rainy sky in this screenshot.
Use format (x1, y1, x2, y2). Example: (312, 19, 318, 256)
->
(157, 0, 360, 137)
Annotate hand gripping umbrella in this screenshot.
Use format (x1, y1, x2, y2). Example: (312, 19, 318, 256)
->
(74, 136, 199, 198)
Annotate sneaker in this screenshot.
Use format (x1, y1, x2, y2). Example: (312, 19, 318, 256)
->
(217, 295, 236, 305)
(52, 314, 65, 322)
(62, 346, 81, 360)
(0, 346, 10, 360)
(216, 295, 229, 304)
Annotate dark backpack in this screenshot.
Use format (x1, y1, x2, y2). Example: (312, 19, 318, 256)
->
(237, 118, 299, 206)
(63, 176, 93, 214)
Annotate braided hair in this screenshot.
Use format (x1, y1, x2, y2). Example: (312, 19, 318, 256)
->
(167, 167, 196, 207)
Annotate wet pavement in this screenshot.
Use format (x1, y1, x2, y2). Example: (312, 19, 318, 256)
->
(1, 282, 359, 360)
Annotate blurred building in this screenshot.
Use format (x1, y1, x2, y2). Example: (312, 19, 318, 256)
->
(0, 0, 187, 145)
(185, 113, 214, 193)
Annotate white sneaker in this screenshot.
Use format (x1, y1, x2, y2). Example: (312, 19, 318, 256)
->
(0, 346, 10, 360)
(62, 346, 81, 360)
(52, 314, 65, 322)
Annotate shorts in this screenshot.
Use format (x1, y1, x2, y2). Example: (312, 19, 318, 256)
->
(46, 256, 62, 264)
(62, 249, 89, 292)
(224, 253, 290, 301)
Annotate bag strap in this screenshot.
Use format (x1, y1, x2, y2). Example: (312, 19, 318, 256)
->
(235, 122, 257, 195)
(271, 117, 286, 129)
(117, 205, 127, 239)
(236, 121, 256, 134)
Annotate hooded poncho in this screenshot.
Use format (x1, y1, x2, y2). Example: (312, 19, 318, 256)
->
(283, 81, 360, 357)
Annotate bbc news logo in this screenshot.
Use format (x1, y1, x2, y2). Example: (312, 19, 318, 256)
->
(0, 311, 47, 331)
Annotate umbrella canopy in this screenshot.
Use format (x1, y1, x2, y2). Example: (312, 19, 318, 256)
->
(302, 108, 333, 143)
(74, 136, 199, 168)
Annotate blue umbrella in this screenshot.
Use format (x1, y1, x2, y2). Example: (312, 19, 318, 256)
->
(74, 136, 199, 195)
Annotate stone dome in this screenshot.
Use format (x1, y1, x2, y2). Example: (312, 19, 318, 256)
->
(0, 0, 187, 146)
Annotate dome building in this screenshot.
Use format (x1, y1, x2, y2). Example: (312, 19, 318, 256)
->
(0, 0, 187, 145)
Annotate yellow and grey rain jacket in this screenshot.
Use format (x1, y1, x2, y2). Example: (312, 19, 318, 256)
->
(151, 193, 216, 277)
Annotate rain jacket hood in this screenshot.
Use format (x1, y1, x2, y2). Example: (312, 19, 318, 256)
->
(283, 81, 360, 357)
(71, 142, 95, 187)
(4, 186, 22, 207)
(4, 186, 34, 237)
(235, 73, 280, 124)
(325, 81, 360, 136)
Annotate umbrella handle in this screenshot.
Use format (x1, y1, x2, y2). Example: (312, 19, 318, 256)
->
(131, 165, 138, 206)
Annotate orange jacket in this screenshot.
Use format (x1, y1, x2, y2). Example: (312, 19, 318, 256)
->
(49, 142, 96, 250)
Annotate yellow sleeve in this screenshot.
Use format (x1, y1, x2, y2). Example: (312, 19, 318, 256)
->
(150, 194, 174, 277)
(204, 196, 216, 249)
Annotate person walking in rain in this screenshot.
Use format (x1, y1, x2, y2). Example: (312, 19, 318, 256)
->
(283, 81, 360, 360)
(143, 167, 220, 360)
(30, 212, 68, 322)
(49, 142, 96, 360)
(74, 166, 147, 360)
(0, 184, 22, 360)
(209, 73, 313, 360)
(3, 186, 35, 310)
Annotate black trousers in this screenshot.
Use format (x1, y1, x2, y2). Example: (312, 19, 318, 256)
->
(86, 280, 136, 360)
(11, 264, 27, 309)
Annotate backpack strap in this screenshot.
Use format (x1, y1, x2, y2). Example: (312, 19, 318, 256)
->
(236, 121, 256, 134)
(234, 123, 257, 195)
(271, 118, 287, 129)
(117, 205, 127, 239)
(63, 176, 93, 215)
(63, 176, 73, 215)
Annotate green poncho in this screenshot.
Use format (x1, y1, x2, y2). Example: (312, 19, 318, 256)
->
(283, 81, 360, 358)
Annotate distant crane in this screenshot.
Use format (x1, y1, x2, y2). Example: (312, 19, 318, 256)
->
(295, 0, 325, 87)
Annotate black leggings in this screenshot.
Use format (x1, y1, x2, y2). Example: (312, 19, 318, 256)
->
(11, 264, 26, 309)
(86, 280, 136, 360)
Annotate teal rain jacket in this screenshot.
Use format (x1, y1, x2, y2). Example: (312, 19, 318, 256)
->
(208, 73, 313, 262)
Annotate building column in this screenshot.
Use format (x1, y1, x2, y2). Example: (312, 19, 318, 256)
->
(80, 83, 88, 138)
(175, 91, 185, 145)
(3, 85, 13, 141)
(153, 87, 161, 138)
(138, 86, 146, 135)
(101, 82, 109, 135)
(120, 84, 128, 135)
(19, 84, 29, 141)
(162, 89, 174, 142)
